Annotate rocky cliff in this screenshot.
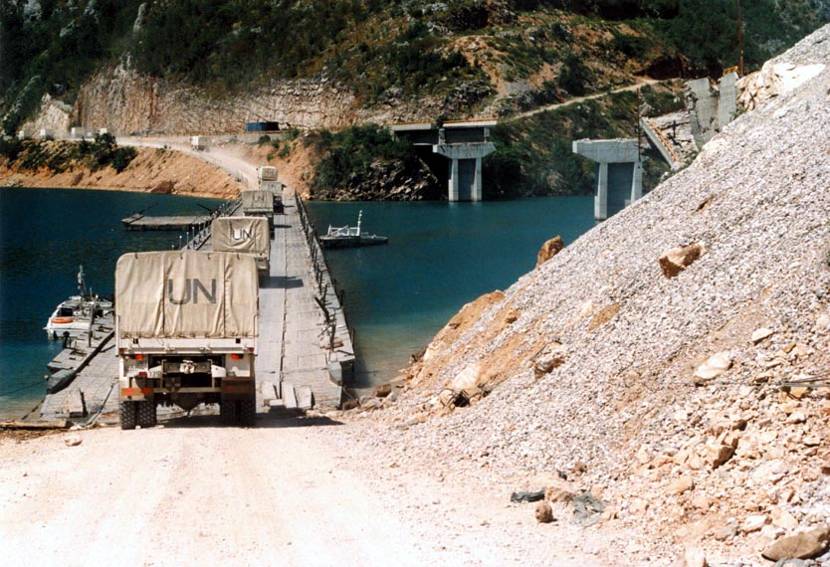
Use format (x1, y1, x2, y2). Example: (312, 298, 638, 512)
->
(363, 25, 830, 563)
(71, 65, 362, 135)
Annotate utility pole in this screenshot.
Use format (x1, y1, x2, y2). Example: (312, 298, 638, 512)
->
(636, 86, 643, 164)
(736, 0, 745, 76)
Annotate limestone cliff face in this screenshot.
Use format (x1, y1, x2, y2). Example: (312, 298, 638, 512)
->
(19, 95, 72, 135)
(68, 64, 445, 135)
(72, 64, 355, 134)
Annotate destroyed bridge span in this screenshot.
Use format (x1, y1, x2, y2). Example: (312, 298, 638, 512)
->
(39, 140, 354, 422)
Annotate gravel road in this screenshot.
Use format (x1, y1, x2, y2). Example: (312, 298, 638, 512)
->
(0, 415, 608, 566)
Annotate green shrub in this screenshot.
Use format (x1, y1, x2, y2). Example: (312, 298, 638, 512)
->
(311, 124, 411, 191)
(559, 54, 593, 96)
(640, 84, 684, 116)
(612, 29, 649, 58)
(443, 0, 490, 31)
(0, 136, 23, 162)
(110, 147, 137, 173)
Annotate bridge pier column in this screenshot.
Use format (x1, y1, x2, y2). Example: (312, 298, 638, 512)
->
(472, 157, 483, 202)
(433, 143, 495, 202)
(630, 160, 643, 203)
(572, 138, 643, 221)
(596, 162, 609, 220)
(448, 158, 460, 202)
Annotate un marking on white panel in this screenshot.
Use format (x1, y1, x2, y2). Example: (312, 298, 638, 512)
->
(231, 228, 253, 242)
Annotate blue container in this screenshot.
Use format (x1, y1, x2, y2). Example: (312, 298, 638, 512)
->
(245, 121, 280, 132)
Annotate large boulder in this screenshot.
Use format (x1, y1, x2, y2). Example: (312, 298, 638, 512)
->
(762, 527, 830, 561)
(536, 236, 565, 267)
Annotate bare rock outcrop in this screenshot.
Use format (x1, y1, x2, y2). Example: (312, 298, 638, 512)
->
(73, 64, 359, 135)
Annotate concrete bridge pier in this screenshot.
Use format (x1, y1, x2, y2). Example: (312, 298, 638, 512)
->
(439, 147, 492, 202)
(573, 139, 643, 221)
(392, 120, 496, 202)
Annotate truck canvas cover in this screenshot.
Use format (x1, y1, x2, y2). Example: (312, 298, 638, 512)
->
(241, 190, 273, 211)
(116, 251, 258, 339)
(211, 216, 270, 258)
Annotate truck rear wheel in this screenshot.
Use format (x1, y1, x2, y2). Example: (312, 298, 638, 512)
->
(220, 399, 237, 425)
(137, 400, 157, 428)
(119, 401, 137, 430)
(239, 397, 256, 427)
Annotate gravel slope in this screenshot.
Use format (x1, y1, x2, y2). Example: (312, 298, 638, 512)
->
(365, 25, 830, 564)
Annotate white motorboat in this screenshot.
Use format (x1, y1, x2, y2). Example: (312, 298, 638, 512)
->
(320, 211, 389, 249)
(44, 265, 113, 340)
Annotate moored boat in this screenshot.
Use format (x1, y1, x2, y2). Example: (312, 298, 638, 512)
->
(320, 211, 389, 249)
(44, 266, 113, 340)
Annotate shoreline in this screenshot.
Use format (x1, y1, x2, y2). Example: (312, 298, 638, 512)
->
(1, 179, 229, 201)
(0, 144, 244, 201)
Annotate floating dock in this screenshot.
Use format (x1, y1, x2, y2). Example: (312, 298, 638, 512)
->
(122, 213, 211, 231)
(39, 316, 115, 419)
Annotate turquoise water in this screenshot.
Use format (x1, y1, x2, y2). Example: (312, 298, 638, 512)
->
(0, 188, 222, 419)
(306, 198, 595, 387)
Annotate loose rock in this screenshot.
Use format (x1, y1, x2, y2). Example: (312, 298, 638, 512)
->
(536, 236, 565, 267)
(64, 434, 82, 447)
(534, 501, 554, 524)
(659, 242, 704, 278)
(762, 527, 830, 561)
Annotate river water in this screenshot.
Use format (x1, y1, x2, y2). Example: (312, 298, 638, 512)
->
(0, 189, 594, 419)
(305, 198, 594, 387)
(0, 188, 222, 419)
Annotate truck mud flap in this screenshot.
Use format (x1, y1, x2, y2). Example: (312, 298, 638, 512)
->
(221, 377, 255, 399)
(121, 387, 153, 401)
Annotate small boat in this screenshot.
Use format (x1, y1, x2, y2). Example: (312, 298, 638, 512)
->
(44, 265, 114, 340)
(320, 211, 389, 249)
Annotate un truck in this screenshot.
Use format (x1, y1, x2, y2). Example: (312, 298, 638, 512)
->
(258, 166, 278, 182)
(256, 167, 284, 213)
(241, 190, 275, 229)
(211, 216, 271, 275)
(115, 251, 259, 429)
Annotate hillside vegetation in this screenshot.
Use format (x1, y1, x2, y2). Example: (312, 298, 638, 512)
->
(2, 0, 826, 133)
(1, 1, 826, 198)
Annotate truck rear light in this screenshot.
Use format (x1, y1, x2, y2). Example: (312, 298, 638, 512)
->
(137, 371, 148, 378)
(230, 353, 243, 360)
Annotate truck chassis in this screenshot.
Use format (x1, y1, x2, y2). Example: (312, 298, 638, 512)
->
(118, 338, 257, 429)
